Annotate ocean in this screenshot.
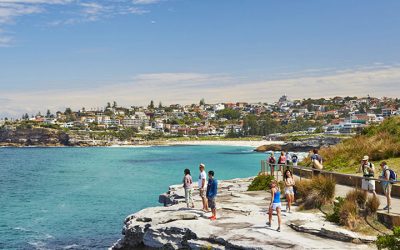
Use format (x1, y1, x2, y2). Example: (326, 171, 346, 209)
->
(0, 145, 269, 249)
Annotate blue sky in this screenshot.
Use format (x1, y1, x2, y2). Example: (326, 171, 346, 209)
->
(1, 0, 400, 117)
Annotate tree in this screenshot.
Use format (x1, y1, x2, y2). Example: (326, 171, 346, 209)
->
(106, 102, 111, 109)
(200, 98, 205, 106)
(46, 109, 51, 118)
(113, 101, 117, 108)
(148, 100, 155, 109)
(65, 108, 72, 115)
(158, 102, 163, 109)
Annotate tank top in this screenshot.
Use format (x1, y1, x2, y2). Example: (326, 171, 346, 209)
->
(273, 189, 281, 203)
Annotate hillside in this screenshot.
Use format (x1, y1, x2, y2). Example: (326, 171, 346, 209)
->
(310, 117, 400, 173)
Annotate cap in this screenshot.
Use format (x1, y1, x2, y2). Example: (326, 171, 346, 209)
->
(362, 155, 369, 161)
(199, 163, 205, 168)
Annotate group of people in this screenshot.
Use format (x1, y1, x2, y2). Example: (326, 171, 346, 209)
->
(182, 163, 218, 220)
(180, 151, 396, 230)
(358, 155, 397, 210)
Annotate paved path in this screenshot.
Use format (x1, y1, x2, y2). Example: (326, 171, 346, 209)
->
(335, 183, 400, 215)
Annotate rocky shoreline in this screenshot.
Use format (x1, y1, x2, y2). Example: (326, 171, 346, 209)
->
(110, 177, 375, 250)
(254, 136, 343, 152)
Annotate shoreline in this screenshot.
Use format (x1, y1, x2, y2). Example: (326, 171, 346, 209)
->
(0, 140, 285, 149)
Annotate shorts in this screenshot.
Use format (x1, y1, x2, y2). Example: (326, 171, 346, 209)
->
(285, 187, 294, 195)
(271, 202, 282, 210)
(382, 182, 392, 194)
(361, 179, 375, 191)
(208, 197, 216, 209)
(199, 189, 206, 198)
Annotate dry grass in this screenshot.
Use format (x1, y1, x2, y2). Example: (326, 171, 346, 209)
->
(339, 199, 359, 229)
(302, 117, 400, 172)
(366, 195, 380, 215)
(346, 189, 367, 208)
(296, 176, 336, 209)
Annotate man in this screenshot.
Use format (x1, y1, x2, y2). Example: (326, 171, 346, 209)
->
(292, 154, 298, 167)
(285, 152, 292, 166)
(358, 155, 376, 197)
(198, 163, 208, 211)
(206, 170, 218, 220)
(380, 162, 392, 210)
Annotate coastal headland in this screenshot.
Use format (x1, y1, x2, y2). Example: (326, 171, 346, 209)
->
(111, 178, 375, 250)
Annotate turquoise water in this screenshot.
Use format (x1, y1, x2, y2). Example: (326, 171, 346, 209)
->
(0, 146, 266, 249)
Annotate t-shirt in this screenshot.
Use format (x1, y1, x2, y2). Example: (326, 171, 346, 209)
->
(362, 162, 374, 177)
(198, 170, 207, 189)
(184, 174, 193, 189)
(278, 156, 286, 164)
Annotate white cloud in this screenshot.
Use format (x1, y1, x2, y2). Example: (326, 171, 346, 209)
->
(2, 64, 400, 118)
(132, 0, 161, 5)
(0, 0, 154, 44)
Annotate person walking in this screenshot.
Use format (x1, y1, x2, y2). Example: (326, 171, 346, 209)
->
(206, 170, 218, 220)
(183, 168, 194, 208)
(292, 154, 298, 167)
(198, 163, 208, 211)
(266, 180, 282, 232)
(278, 151, 286, 175)
(285, 152, 291, 166)
(358, 155, 376, 197)
(268, 153, 277, 177)
(284, 169, 295, 213)
(380, 162, 392, 210)
(311, 149, 323, 176)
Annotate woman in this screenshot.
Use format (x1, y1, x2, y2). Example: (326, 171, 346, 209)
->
(268, 153, 276, 176)
(266, 180, 282, 232)
(183, 168, 194, 208)
(284, 169, 295, 213)
(278, 151, 286, 173)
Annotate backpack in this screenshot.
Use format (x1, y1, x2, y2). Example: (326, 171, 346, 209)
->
(388, 169, 397, 183)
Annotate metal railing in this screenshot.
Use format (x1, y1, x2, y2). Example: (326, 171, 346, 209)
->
(260, 160, 399, 214)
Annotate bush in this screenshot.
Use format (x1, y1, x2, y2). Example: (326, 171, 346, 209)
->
(339, 199, 359, 229)
(296, 176, 336, 209)
(366, 195, 380, 215)
(326, 197, 345, 223)
(346, 189, 367, 208)
(376, 226, 400, 250)
(248, 175, 274, 191)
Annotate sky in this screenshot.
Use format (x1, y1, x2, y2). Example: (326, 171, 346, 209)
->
(0, 0, 400, 118)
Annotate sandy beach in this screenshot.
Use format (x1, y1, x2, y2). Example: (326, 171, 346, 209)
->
(166, 140, 285, 148)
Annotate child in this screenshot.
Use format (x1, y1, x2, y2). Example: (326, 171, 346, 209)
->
(266, 180, 282, 232)
(183, 168, 194, 208)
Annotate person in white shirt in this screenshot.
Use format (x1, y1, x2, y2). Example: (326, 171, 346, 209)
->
(198, 163, 208, 211)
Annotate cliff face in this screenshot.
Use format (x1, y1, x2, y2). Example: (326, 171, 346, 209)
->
(0, 128, 70, 146)
(255, 136, 343, 152)
(111, 178, 375, 250)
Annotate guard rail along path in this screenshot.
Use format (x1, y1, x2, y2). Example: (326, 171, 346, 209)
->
(260, 160, 400, 227)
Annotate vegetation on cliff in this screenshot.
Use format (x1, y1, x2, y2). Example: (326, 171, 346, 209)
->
(303, 117, 400, 172)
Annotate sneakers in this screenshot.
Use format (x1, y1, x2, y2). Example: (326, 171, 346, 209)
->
(277, 226, 281, 232)
(209, 216, 217, 221)
(266, 222, 271, 227)
(383, 206, 392, 210)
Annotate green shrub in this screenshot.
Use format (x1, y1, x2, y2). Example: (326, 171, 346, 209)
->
(248, 175, 274, 191)
(346, 189, 367, 208)
(376, 226, 400, 250)
(326, 197, 345, 223)
(366, 195, 380, 215)
(296, 176, 336, 209)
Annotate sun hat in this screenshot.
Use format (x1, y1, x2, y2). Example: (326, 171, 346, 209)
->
(199, 163, 205, 168)
(362, 155, 369, 161)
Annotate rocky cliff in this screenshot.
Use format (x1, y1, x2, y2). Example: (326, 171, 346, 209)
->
(0, 128, 70, 146)
(255, 136, 343, 152)
(111, 178, 375, 250)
